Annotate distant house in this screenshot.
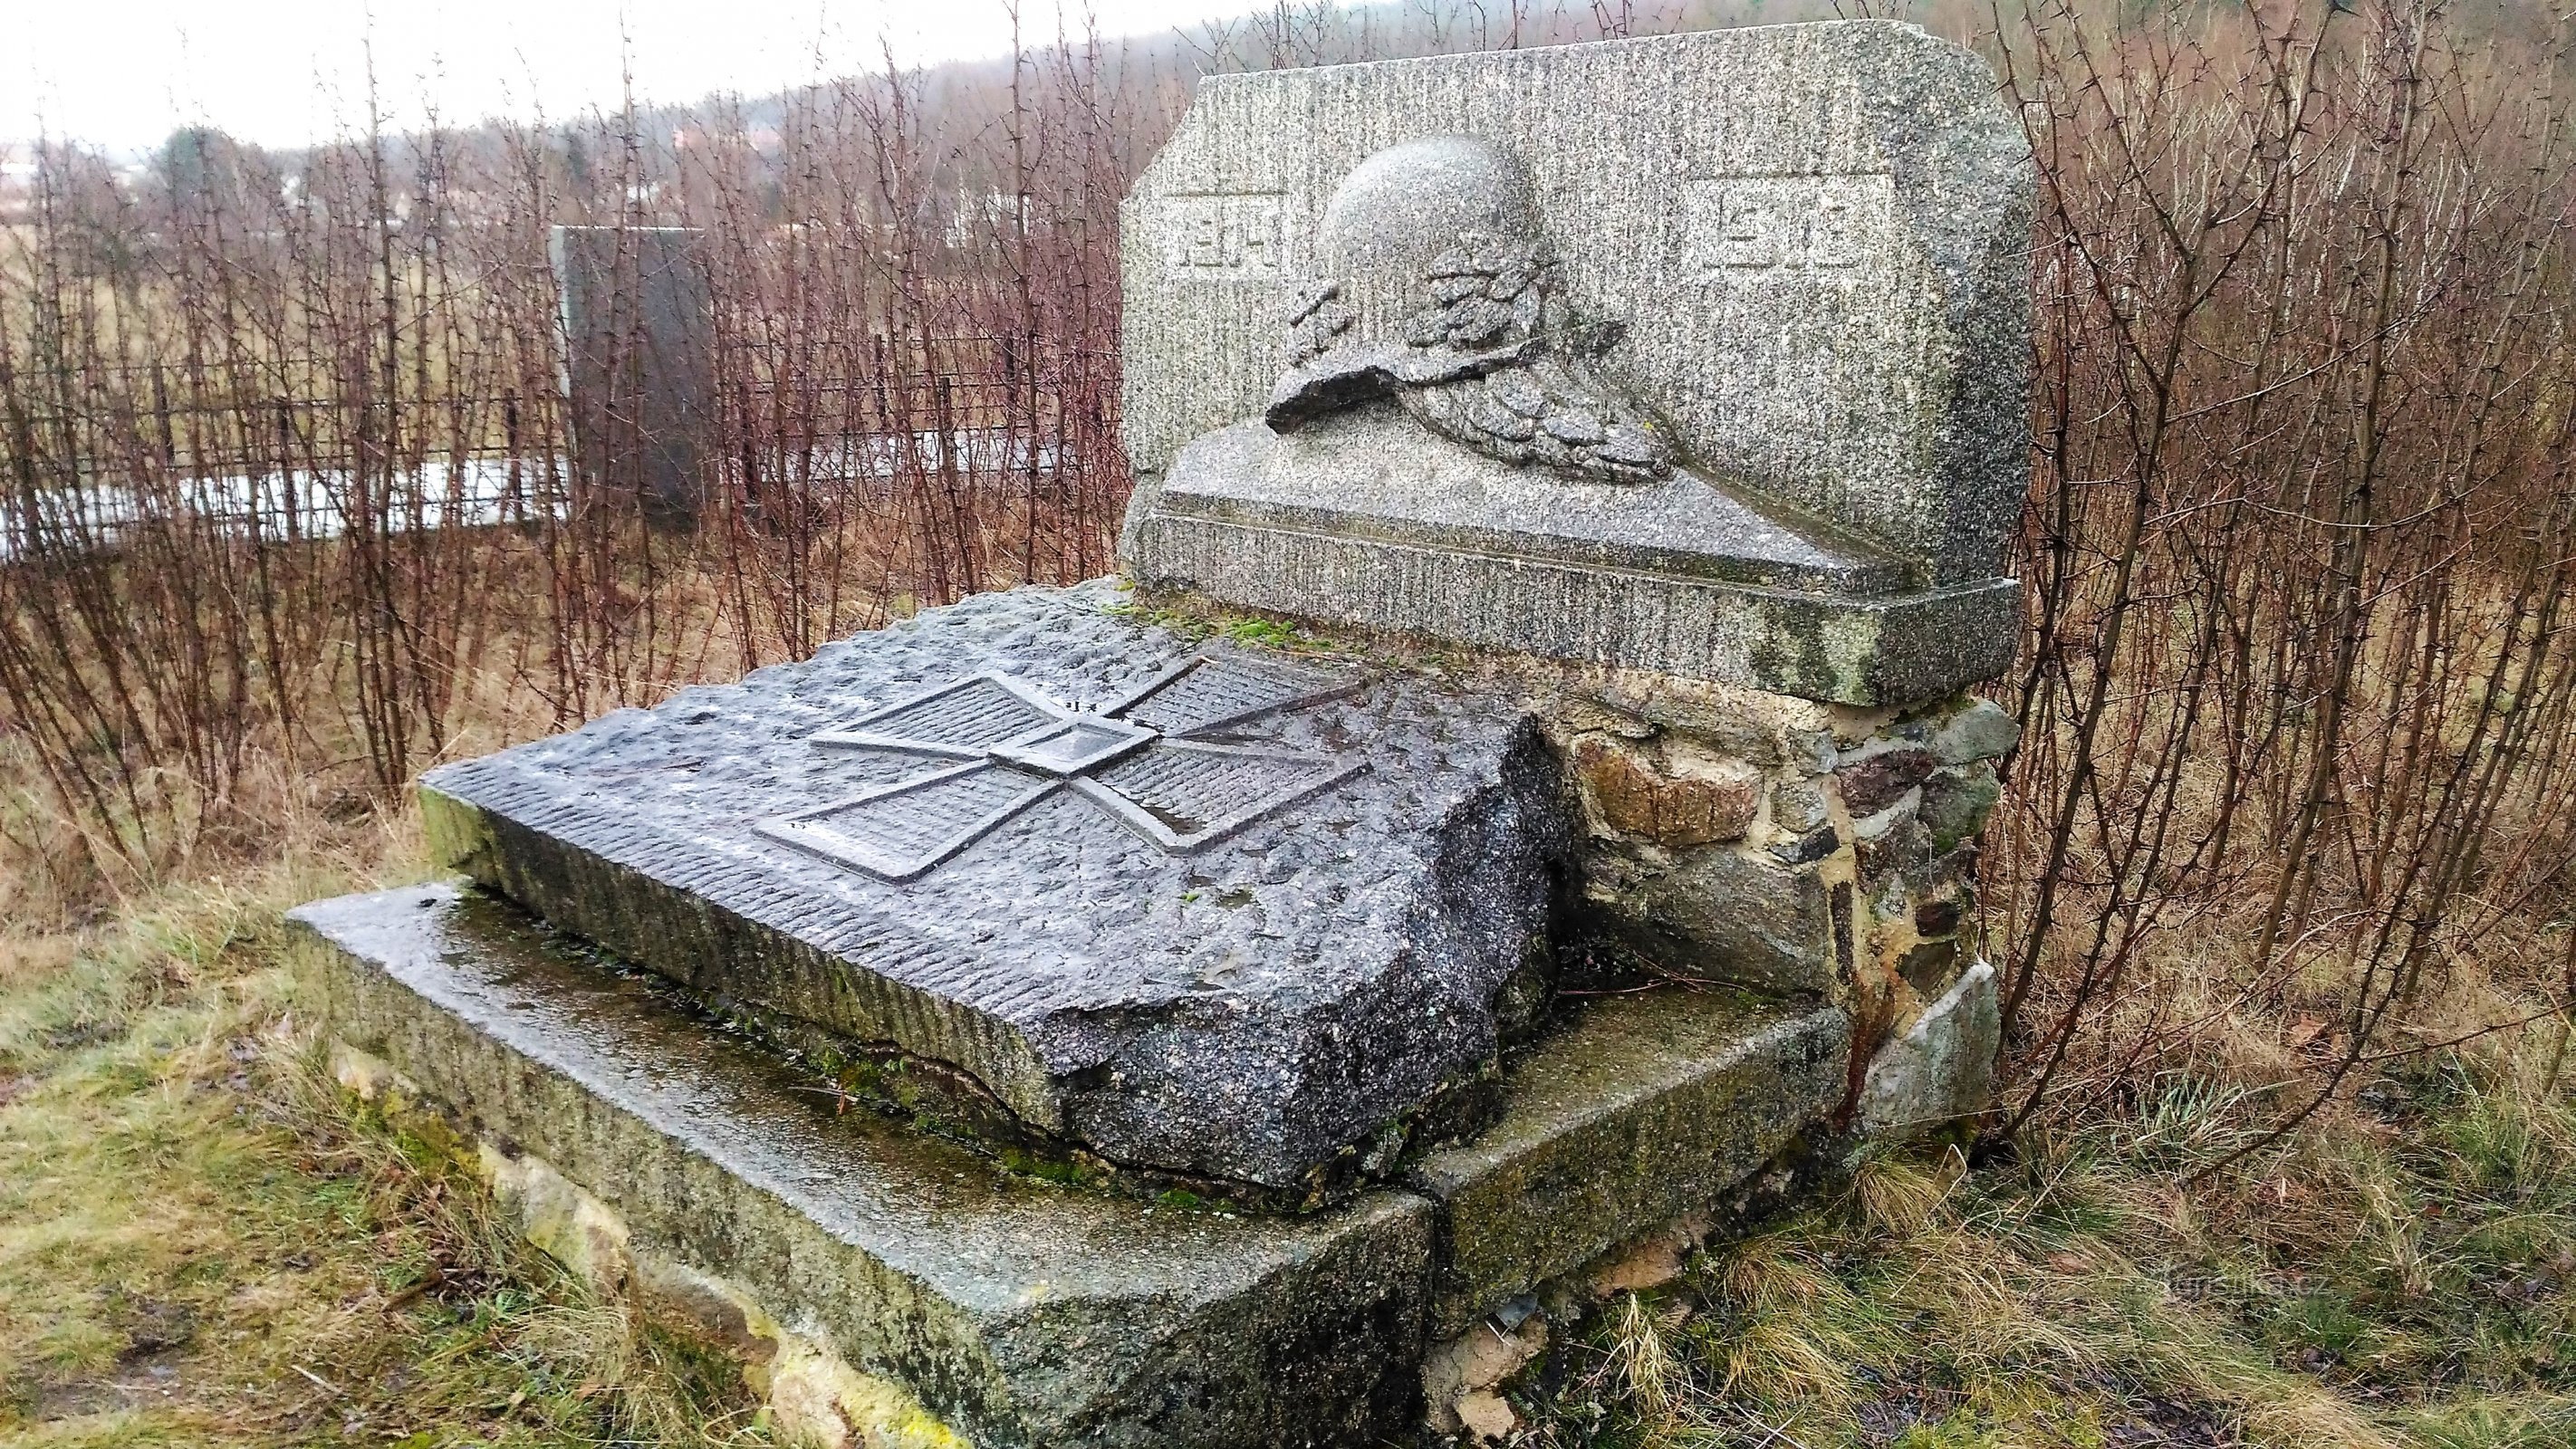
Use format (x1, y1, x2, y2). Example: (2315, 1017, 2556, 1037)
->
(0, 141, 36, 223)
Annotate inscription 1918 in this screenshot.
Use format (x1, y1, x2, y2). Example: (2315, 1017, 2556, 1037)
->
(1681, 174, 1896, 275)
(1160, 194, 1288, 280)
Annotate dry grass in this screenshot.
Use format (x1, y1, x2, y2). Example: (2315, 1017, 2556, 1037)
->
(4, 792, 2562, 1445)
(1525, 1020, 2576, 1448)
(0, 815, 775, 1446)
(4, 1, 2575, 1444)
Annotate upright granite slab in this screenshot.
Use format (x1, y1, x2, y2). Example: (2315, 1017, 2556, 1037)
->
(419, 581, 1570, 1193)
(1120, 20, 2032, 705)
(552, 226, 713, 517)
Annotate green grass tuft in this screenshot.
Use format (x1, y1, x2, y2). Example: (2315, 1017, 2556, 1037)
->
(1518, 1047, 2576, 1448)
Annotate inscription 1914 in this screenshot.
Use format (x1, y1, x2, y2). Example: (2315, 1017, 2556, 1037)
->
(1160, 194, 1289, 280)
(1680, 174, 1896, 275)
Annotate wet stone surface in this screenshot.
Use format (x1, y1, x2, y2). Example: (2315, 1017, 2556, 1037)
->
(291, 882, 1435, 1449)
(419, 581, 1571, 1192)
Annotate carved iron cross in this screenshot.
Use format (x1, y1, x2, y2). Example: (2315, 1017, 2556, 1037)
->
(759, 654, 1366, 882)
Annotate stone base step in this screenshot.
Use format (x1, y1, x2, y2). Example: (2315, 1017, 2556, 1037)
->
(1410, 983, 1849, 1335)
(289, 882, 1847, 1447)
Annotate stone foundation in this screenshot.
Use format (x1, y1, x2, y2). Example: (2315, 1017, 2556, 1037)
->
(1521, 664, 2015, 1130)
(292, 881, 1848, 1447)
(336, 1041, 963, 1449)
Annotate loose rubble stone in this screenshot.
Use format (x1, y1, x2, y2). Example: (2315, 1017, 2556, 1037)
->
(1838, 744, 1937, 817)
(1455, 1390, 1520, 1444)
(1771, 778, 1831, 836)
(1422, 1316, 1548, 1438)
(1571, 736, 1759, 848)
(1898, 938, 1965, 1001)
(1858, 960, 2002, 1136)
(1771, 825, 1841, 867)
(1624, 846, 1841, 994)
(1854, 793, 1927, 883)
(1914, 890, 1966, 939)
(1588, 677, 1806, 763)
(1586, 1214, 1711, 1296)
(1931, 696, 2021, 764)
(1920, 760, 2004, 852)
(1785, 726, 1840, 774)
(1851, 791, 1920, 843)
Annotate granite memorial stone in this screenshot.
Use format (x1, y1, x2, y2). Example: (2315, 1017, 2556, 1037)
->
(418, 582, 1571, 1194)
(1120, 20, 2033, 705)
(553, 225, 714, 517)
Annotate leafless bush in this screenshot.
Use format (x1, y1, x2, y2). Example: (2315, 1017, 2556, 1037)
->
(0, 0, 1709, 896)
(0, 28, 1171, 893)
(1985, 0, 2576, 1148)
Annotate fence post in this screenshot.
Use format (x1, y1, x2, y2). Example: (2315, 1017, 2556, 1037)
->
(550, 225, 714, 522)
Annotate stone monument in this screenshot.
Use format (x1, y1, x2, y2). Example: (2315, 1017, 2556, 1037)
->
(1121, 20, 2029, 705)
(553, 225, 714, 517)
(291, 21, 2029, 1446)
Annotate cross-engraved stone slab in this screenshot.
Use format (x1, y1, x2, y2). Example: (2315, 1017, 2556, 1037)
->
(761, 654, 1365, 882)
(418, 581, 1569, 1189)
(809, 672, 1065, 755)
(764, 762, 1061, 884)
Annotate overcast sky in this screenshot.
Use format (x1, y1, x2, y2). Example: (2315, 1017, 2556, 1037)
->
(6, 0, 1260, 154)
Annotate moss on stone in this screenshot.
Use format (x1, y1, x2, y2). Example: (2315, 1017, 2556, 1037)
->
(1407, 986, 1848, 1334)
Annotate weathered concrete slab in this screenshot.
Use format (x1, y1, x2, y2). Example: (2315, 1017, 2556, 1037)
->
(291, 882, 1433, 1447)
(1409, 986, 1846, 1333)
(1120, 21, 2032, 584)
(295, 882, 1853, 1442)
(418, 581, 1570, 1192)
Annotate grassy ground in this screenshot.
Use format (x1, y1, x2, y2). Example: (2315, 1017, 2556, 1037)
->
(2, 832, 2570, 1447)
(1523, 1057, 2576, 1446)
(0, 840, 776, 1447)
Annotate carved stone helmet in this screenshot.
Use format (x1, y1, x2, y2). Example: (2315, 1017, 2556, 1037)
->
(1271, 136, 1676, 484)
(1316, 136, 1537, 340)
